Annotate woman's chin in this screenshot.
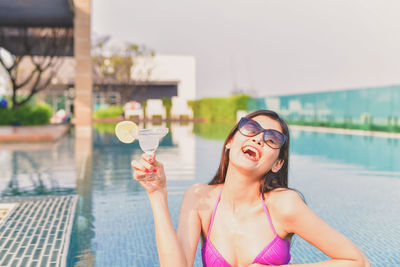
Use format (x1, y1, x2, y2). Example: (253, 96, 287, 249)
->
(230, 156, 264, 174)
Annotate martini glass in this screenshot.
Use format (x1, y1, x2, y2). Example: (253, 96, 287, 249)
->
(138, 128, 169, 180)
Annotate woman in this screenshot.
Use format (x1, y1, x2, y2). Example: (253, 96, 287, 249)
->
(132, 110, 369, 267)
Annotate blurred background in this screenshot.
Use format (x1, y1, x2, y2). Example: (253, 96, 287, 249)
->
(0, 0, 399, 266)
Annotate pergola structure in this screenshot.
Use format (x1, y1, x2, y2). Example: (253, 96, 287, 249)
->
(0, 4, 94, 262)
(0, 0, 74, 56)
(0, 0, 92, 136)
(0, 0, 74, 28)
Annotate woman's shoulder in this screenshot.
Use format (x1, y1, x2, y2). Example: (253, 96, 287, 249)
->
(183, 183, 222, 208)
(185, 183, 221, 195)
(186, 183, 221, 196)
(264, 188, 306, 220)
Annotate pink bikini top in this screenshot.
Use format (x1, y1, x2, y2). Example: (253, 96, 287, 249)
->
(201, 187, 291, 266)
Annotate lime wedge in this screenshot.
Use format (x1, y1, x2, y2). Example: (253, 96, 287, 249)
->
(115, 121, 139, 143)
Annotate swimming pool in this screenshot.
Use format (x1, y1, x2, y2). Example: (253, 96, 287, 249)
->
(0, 123, 398, 266)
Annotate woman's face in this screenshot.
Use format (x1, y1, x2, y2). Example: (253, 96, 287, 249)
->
(227, 115, 284, 178)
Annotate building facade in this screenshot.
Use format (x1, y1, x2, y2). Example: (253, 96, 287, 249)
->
(248, 85, 400, 130)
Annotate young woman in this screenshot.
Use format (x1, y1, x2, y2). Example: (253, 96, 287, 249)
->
(132, 110, 370, 267)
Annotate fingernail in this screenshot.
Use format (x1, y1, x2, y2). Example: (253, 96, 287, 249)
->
(148, 158, 154, 163)
(145, 169, 150, 173)
(153, 168, 157, 173)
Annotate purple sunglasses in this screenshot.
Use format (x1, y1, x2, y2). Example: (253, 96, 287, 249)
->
(238, 117, 287, 149)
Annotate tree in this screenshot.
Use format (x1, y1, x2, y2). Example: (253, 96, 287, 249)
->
(0, 27, 73, 110)
(92, 35, 155, 103)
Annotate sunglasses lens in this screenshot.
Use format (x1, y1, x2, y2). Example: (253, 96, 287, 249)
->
(264, 130, 285, 149)
(239, 119, 261, 136)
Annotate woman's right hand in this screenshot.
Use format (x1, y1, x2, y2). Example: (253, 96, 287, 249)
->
(131, 153, 166, 195)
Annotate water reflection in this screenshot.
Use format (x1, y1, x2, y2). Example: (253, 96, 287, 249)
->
(3, 151, 75, 196)
(0, 140, 76, 197)
(69, 126, 95, 267)
(1, 122, 398, 267)
(193, 121, 234, 140)
(190, 121, 400, 175)
(73, 122, 197, 266)
(167, 123, 196, 180)
(290, 129, 400, 174)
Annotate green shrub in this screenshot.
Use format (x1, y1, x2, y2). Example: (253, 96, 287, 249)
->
(31, 104, 53, 125)
(93, 105, 123, 119)
(162, 98, 172, 119)
(93, 123, 117, 134)
(190, 94, 250, 123)
(0, 103, 53, 126)
(0, 108, 13, 125)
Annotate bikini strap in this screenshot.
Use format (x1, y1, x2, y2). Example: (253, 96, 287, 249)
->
(260, 194, 277, 235)
(207, 186, 224, 239)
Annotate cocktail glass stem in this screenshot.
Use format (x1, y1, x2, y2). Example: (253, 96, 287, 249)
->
(138, 128, 168, 181)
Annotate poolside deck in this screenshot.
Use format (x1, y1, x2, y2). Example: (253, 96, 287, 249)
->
(0, 124, 70, 143)
(0, 195, 78, 267)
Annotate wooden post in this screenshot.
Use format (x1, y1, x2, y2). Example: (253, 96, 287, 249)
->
(73, 0, 92, 138)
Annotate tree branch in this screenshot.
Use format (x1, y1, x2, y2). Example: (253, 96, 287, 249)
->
(35, 57, 63, 92)
(14, 70, 42, 108)
(15, 67, 39, 90)
(35, 74, 53, 92)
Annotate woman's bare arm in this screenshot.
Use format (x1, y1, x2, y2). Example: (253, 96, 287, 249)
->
(176, 184, 205, 266)
(132, 153, 201, 267)
(270, 190, 370, 267)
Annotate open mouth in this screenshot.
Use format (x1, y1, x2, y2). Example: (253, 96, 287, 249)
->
(241, 145, 261, 161)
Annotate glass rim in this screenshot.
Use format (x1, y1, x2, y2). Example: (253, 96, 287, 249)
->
(139, 128, 169, 137)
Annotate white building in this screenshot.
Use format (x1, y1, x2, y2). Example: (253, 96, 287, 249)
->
(131, 54, 196, 101)
(93, 54, 196, 110)
(0, 71, 8, 96)
(0, 59, 10, 97)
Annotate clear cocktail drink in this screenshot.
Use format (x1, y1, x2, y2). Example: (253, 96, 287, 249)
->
(138, 128, 168, 180)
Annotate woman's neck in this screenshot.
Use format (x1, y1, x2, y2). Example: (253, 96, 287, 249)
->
(221, 164, 262, 212)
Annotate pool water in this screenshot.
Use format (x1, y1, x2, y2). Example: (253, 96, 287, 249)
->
(0, 123, 399, 266)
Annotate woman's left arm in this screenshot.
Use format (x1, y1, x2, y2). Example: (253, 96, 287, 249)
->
(271, 190, 370, 267)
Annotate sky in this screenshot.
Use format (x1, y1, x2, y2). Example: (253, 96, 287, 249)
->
(93, 0, 400, 99)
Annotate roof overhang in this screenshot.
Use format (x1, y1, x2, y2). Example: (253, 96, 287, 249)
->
(0, 0, 74, 56)
(0, 0, 74, 28)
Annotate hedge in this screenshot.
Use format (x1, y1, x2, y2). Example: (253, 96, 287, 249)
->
(188, 94, 249, 123)
(93, 105, 123, 119)
(0, 104, 53, 126)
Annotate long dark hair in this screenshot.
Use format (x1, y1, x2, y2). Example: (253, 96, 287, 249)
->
(208, 110, 290, 194)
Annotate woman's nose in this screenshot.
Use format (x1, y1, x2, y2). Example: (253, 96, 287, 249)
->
(251, 133, 264, 146)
